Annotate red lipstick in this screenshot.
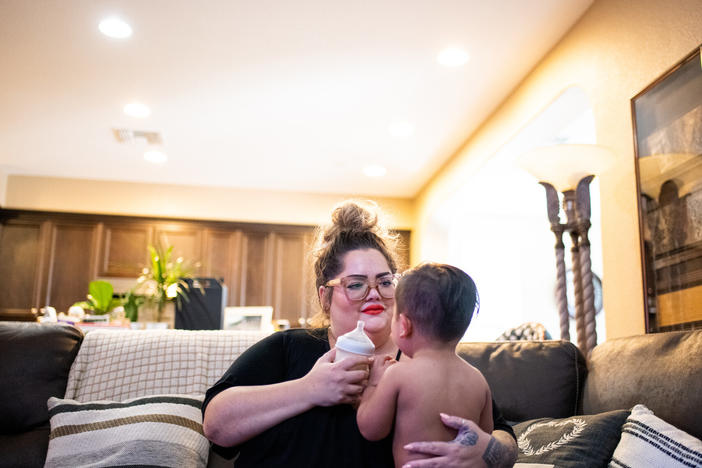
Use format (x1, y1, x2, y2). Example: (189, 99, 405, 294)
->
(362, 305, 385, 315)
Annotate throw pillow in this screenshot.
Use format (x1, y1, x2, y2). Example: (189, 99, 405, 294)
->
(609, 404, 702, 468)
(513, 409, 630, 468)
(45, 394, 208, 468)
(514, 465, 556, 467)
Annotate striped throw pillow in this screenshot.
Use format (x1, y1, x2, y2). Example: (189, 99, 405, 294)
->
(609, 404, 702, 468)
(45, 394, 209, 468)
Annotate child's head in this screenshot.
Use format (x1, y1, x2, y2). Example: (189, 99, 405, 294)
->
(394, 263, 479, 343)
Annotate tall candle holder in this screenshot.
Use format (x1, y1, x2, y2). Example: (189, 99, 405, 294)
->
(519, 144, 613, 357)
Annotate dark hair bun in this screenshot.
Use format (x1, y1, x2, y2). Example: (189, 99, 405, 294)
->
(325, 201, 379, 242)
(308, 199, 400, 327)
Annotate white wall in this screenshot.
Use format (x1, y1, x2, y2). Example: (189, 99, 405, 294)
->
(421, 87, 607, 341)
(0, 167, 7, 207)
(4, 175, 414, 229)
(414, 0, 702, 339)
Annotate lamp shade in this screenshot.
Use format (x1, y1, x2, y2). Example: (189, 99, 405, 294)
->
(638, 152, 701, 199)
(518, 144, 614, 192)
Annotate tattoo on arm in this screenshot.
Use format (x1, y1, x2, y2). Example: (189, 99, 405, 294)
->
(482, 436, 508, 468)
(453, 426, 478, 446)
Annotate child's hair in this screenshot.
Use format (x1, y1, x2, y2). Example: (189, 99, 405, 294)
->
(395, 263, 479, 342)
(308, 200, 400, 326)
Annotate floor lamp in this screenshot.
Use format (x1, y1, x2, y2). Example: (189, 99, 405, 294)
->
(519, 144, 613, 357)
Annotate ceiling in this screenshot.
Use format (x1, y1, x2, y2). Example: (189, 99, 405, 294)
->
(0, 0, 593, 198)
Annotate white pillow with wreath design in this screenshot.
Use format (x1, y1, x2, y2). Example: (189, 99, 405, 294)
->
(513, 409, 629, 467)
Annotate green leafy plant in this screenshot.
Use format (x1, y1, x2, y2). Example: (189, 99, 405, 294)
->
(134, 243, 199, 318)
(122, 289, 145, 322)
(73, 280, 123, 315)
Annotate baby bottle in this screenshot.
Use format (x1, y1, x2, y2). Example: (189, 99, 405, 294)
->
(334, 320, 375, 365)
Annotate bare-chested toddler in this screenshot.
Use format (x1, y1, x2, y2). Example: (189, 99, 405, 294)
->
(357, 263, 493, 468)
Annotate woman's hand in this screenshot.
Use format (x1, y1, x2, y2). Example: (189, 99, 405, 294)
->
(204, 348, 373, 447)
(402, 413, 517, 468)
(303, 348, 371, 407)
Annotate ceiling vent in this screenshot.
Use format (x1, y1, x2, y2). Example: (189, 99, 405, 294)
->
(112, 128, 163, 145)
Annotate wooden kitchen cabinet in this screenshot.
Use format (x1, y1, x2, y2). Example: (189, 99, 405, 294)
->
(99, 223, 153, 277)
(0, 217, 50, 310)
(45, 221, 99, 313)
(0, 209, 409, 326)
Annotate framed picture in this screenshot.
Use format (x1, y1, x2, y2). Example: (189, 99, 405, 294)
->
(632, 45, 702, 332)
(223, 306, 274, 332)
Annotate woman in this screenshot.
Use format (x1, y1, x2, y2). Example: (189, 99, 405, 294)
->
(202, 200, 517, 467)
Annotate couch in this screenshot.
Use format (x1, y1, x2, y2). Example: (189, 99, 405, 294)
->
(1, 321, 701, 467)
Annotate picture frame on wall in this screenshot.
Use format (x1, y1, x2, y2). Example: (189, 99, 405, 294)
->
(632, 45, 702, 332)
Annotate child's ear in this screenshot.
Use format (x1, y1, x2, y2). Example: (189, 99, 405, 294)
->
(399, 313, 412, 338)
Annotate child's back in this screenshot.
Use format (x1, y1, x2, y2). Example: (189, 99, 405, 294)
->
(356, 263, 492, 468)
(390, 350, 493, 467)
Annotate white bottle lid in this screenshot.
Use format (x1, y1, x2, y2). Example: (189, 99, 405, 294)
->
(336, 321, 375, 356)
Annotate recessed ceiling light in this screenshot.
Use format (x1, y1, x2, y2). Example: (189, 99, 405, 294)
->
(144, 150, 167, 164)
(437, 47, 470, 67)
(363, 165, 387, 177)
(99, 17, 132, 39)
(388, 122, 414, 138)
(123, 102, 151, 118)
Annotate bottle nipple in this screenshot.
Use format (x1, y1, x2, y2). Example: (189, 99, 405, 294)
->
(336, 320, 375, 356)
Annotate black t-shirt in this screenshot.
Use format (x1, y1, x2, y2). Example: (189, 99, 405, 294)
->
(202, 328, 515, 468)
(203, 328, 394, 468)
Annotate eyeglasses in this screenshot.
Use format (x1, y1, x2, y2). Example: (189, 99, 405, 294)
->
(325, 273, 400, 301)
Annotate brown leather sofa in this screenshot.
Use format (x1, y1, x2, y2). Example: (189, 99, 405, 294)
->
(1, 321, 700, 467)
(458, 329, 702, 440)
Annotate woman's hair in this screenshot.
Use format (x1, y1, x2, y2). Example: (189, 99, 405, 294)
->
(308, 200, 400, 327)
(395, 263, 479, 342)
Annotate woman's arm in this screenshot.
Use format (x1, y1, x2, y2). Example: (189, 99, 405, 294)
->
(483, 429, 518, 468)
(203, 348, 371, 447)
(402, 414, 517, 468)
(204, 378, 314, 447)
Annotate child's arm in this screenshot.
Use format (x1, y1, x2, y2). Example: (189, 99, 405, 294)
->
(356, 356, 400, 441)
(478, 385, 494, 433)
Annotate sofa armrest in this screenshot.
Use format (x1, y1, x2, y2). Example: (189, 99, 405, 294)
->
(0, 322, 83, 468)
(582, 329, 702, 440)
(0, 322, 83, 432)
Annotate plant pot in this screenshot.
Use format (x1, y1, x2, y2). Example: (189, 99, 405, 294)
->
(160, 302, 175, 329)
(137, 301, 175, 328)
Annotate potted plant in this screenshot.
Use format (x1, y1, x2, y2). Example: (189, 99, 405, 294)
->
(133, 243, 198, 325)
(72, 280, 123, 320)
(122, 289, 145, 323)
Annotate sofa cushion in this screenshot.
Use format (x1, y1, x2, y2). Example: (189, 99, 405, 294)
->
(513, 409, 630, 468)
(609, 404, 702, 468)
(458, 340, 586, 422)
(582, 329, 702, 440)
(45, 394, 208, 468)
(64, 328, 268, 401)
(0, 322, 83, 433)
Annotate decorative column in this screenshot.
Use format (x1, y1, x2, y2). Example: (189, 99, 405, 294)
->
(574, 176, 597, 356)
(563, 189, 586, 354)
(541, 182, 570, 341)
(519, 144, 613, 358)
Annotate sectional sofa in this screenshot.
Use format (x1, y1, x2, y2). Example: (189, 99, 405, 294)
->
(1, 321, 700, 467)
